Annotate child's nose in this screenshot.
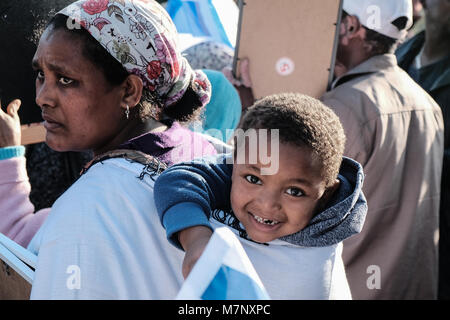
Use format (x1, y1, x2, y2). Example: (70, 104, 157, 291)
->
(257, 190, 282, 212)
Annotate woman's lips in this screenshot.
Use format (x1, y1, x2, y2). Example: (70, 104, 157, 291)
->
(43, 120, 62, 131)
(42, 114, 63, 131)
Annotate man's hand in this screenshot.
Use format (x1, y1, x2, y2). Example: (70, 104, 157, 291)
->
(178, 226, 213, 279)
(0, 99, 22, 147)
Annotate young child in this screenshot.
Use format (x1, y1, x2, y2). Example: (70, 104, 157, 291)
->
(154, 93, 367, 299)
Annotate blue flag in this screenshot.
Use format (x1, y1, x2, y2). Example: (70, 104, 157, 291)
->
(176, 227, 270, 300)
(166, 0, 238, 49)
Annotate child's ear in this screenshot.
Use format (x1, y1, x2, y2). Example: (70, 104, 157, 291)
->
(323, 179, 340, 202)
(316, 179, 341, 213)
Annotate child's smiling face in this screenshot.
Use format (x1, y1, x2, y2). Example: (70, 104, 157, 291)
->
(230, 141, 337, 243)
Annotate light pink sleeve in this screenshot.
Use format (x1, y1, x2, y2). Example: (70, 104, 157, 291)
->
(0, 156, 50, 247)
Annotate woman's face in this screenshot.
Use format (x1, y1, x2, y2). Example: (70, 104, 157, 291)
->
(32, 27, 126, 153)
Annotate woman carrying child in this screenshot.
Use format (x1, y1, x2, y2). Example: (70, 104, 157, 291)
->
(0, 0, 217, 299)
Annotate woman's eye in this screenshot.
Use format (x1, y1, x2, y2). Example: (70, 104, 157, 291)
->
(59, 77, 74, 85)
(286, 187, 304, 197)
(36, 71, 45, 80)
(245, 175, 262, 185)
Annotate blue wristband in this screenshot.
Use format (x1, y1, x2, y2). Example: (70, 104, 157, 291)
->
(0, 146, 26, 160)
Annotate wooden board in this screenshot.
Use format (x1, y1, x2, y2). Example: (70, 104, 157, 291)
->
(0, 260, 31, 300)
(233, 0, 342, 99)
(21, 122, 46, 145)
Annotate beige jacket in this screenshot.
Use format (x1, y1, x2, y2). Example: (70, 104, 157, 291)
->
(321, 54, 444, 299)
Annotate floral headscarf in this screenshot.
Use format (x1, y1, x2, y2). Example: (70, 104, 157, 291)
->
(58, 0, 211, 110)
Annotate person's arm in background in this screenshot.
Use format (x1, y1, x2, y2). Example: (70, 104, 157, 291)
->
(222, 58, 255, 110)
(154, 154, 233, 277)
(0, 99, 50, 247)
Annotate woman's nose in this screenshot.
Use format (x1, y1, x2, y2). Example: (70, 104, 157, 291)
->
(35, 80, 56, 109)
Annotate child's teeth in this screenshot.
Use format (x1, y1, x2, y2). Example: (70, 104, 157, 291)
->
(252, 214, 279, 225)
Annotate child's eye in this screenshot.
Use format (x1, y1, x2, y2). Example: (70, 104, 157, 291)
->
(286, 187, 304, 197)
(245, 175, 262, 185)
(59, 77, 74, 85)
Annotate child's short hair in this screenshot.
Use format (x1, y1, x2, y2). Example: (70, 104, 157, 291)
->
(237, 93, 346, 187)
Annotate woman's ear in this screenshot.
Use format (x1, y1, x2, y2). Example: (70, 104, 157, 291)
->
(121, 74, 143, 110)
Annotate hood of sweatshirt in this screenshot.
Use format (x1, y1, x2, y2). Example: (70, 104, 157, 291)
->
(278, 157, 367, 247)
(155, 153, 367, 249)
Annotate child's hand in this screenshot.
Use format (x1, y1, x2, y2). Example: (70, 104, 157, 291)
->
(178, 226, 213, 279)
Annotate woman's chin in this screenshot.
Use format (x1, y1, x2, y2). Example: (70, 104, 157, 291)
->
(45, 136, 72, 152)
(47, 144, 69, 152)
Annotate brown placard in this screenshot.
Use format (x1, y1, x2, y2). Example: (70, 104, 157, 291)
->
(21, 122, 46, 145)
(234, 0, 342, 99)
(0, 260, 32, 300)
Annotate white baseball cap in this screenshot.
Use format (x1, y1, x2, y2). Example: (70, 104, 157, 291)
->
(343, 0, 413, 40)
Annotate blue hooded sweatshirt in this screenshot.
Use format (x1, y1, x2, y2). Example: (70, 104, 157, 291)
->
(154, 154, 367, 249)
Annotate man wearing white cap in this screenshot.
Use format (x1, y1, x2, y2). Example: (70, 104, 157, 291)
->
(321, 0, 444, 299)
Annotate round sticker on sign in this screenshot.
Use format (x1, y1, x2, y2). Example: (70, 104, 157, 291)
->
(276, 57, 295, 76)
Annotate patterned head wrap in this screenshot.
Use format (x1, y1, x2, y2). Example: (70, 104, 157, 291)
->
(58, 0, 211, 110)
